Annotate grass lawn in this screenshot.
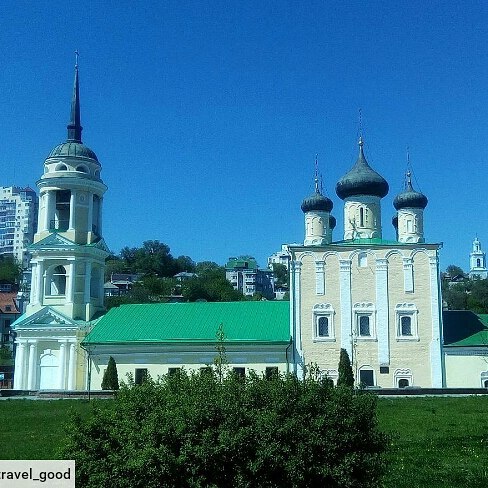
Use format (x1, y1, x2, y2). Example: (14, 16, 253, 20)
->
(0, 396, 486, 486)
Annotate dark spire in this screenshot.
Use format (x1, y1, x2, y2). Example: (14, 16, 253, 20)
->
(67, 51, 82, 142)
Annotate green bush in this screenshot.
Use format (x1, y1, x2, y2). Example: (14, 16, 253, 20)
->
(337, 348, 354, 387)
(101, 356, 119, 390)
(61, 370, 387, 487)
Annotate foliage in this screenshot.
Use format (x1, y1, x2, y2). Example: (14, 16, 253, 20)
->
(337, 348, 354, 387)
(0, 255, 21, 283)
(101, 357, 119, 390)
(61, 371, 387, 488)
(213, 323, 228, 381)
(445, 264, 465, 278)
(272, 263, 289, 287)
(0, 346, 12, 365)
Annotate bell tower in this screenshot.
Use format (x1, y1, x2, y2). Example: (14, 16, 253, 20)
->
(27, 59, 109, 322)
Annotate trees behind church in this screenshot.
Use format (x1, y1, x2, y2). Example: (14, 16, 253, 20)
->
(105, 240, 244, 306)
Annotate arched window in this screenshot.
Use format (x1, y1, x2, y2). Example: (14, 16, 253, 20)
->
(477, 258, 481, 267)
(398, 378, 409, 388)
(76, 165, 88, 173)
(400, 316, 412, 336)
(317, 316, 329, 337)
(358, 367, 375, 387)
(55, 163, 67, 171)
(359, 207, 364, 227)
(359, 315, 370, 336)
(48, 265, 66, 296)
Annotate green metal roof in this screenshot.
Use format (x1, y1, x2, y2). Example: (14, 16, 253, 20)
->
(83, 301, 290, 345)
(443, 311, 488, 347)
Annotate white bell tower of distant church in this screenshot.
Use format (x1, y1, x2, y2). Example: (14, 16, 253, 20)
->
(469, 237, 488, 279)
(12, 56, 110, 390)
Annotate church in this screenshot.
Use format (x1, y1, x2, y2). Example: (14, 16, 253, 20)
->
(10, 63, 488, 391)
(289, 142, 443, 388)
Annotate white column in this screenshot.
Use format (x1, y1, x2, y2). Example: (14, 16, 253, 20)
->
(44, 192, 54, 231)
(14, 341, 27, 389)
(35, 260, 45, 305)
(315, 260, 325, 295)
(67, 260, 75, 303)
(67, 343, 77, 390)
(429, 253, 444, 387)
(58, 341, 67, 389)
(84, 260, 92, 304)
(27, 341, 38, 390)
(98, 197, 103, 235)
(376, 258, 389, 365)
(292, 261, 303, 378)
(87, 194, 94, 235)
(69, 190, 77, 230)
(339, 259, 352, 356)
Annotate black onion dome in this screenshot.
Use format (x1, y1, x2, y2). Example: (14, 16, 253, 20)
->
(393, 172, 428, 210)
(301, 191, 333, 213)
(48, 142, 99, 162)
(329, 214, 337, 229)
(336, 138, 389, 200)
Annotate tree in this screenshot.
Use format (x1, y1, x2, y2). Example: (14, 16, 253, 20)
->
(445, 264, 465, 278)
(119, 241, 178, 277)
(213, 323, 228, 382)
(101, 356, 119, 390)
(272, 263, 289, 288)
(61, 371, 388, 487)
(0, 255, 21, 284)
(337, 348, 354, 387)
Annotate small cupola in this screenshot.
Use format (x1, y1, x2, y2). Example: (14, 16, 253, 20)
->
(393, 171, 428, 210)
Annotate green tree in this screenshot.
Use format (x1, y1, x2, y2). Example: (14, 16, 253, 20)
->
(120, 241, 178, 277)
(101, 356, 119, 390)
(445, 264, 465, 278)
(337, 348, 354, 387)
(213, 323, 228, 382)
(272, 263, 289, 287)
(62, 371, 388, 487)
(0, 255, 21, 283)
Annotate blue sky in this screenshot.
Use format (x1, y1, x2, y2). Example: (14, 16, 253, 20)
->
(1, 1, 487, 271)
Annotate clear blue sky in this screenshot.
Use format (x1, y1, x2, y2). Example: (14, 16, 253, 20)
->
(1, 1, 486, 271)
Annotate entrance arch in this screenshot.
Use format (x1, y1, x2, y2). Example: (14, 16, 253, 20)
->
(39, 353, 58, 390)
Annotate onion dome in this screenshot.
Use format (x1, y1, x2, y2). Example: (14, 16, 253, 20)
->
(393, 171, 428, 210)
(329, 215, 337, 229)
(336, 137, 389, 200)
(301, 162, 333, 213)
(392, 214, 398, 230)
(47, 59, 99, 164)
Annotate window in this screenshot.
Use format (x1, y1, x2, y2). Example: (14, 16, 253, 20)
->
(55, 163, 67, 171)
(477, 258, 481, 267)
(313, 304, 335, 341)
(167, 367, 181, 376)
(484, 380, 488, 388)
(398, 378, 409, 388)
(265, 367, 279, 379)
(47, 265, 66, 296)
(359, 369, 374, 387)
(233, 367, 245, 378)
(400, 316, 412, 336)
(395, 304, 419, 340)
(358, 315, 371, 336)
(359, 207, 364, 227)
(134, 368, 148, 385)
(358, 252, 367, 267)
(353, 303, 376, 340)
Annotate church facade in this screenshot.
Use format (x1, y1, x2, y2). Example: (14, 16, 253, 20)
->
(289, 140, 444, 388)
(11, 62, 109, 390)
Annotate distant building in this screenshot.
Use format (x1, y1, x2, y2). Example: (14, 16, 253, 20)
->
(104, 273, 143, 296)
(225, 256, 274, 299)
(268, 245, 293, 270)
(469, 237, 488, 279)
(0, 186, 38, 268)
(0, 292, 21, 350)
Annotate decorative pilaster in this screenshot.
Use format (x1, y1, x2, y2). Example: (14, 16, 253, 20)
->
(27, 341, 38, 390)
(58, 341, 67, 389)
(429, 253, 443, 387)
(67, 260, 75, 303)
(67, 342, 77, 390)
(84, 260, 92, 303)
(292, 261, 303, 378)
(339, 259, 352, 356)
(14, 341, 27, 389)
(403, 257, 414, 292)
(69, 190, 77, 230)
(315, 260, 325, 295)
(376, 258, 389, 365)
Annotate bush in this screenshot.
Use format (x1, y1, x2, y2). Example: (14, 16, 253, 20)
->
(337, 348, 354, 388)
(101, 356, 119, 390)
(61, 370, 388, 487)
